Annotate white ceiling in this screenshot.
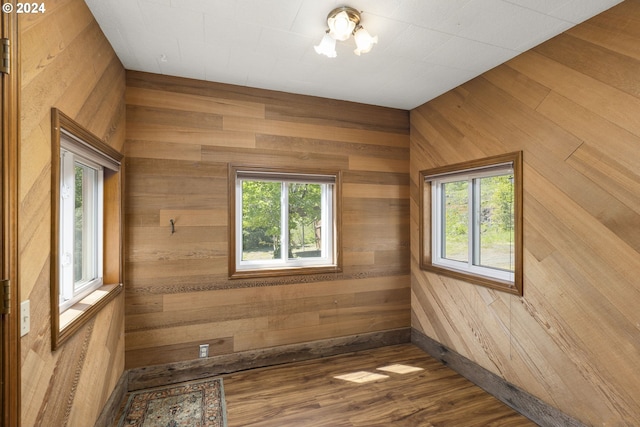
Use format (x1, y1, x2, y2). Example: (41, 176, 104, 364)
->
(85, 0, 622, 110)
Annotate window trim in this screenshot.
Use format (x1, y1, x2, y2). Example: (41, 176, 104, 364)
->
(51, 108, 124, 350)
(419, 152, 523, 296)
(229, 165, 342, 279)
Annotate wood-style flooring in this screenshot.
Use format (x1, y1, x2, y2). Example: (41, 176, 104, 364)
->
(223, 344, 536, 426)
(112, 344, 536, 426)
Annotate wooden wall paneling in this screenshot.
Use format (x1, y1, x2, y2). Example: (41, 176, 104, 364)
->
(127, 122, 257, 149)
(410, 2, 640, 424)
(348, 156, 408, 173)
(125, 71, 410, 369)
(535, 91, 639, 171)
(255, 134, 408, 159)
(125, 336, 235, 368)
(30, 321, 93, 427)
(126, 70, 408, 134)
(412, 330, 584, 427)
(524, 168, 640, 327)
(127, 226, 227, 264)
(19, 0, 126, 425)
(567, 145, 639, 211)
(564, 1, 640, 60)
(263, 96, 411, 134)
(65, 293, 125, 427)
(94, 371, 128, 427)
(509, 50, 640, 137)
(127, 329, 411, 392)
(482, 65, 551, 110)
(124, 275, 411, 367)
(525, 266, 634, 416)
(410, 273, 472, 357)
(126, 106, 223, 134)
(124, 140, 203, 162)
(522, 250, 638, 417)
(19, 0, 93, 86)
(126, 86, 266, 119)
(22, 23, 103, 135)
(534, 33, 640, 98)
(222, 116, 409, 147)
(200, 146, 351, 170)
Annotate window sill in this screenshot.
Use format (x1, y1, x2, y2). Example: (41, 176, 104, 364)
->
(420, 263, 521, 296)
(54, 283, 123, 350)
(230, 265, 341, 280)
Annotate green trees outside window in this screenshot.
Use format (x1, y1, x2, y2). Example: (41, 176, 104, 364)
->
(441, 174, 514, 272)
(241, 181, 323, 260)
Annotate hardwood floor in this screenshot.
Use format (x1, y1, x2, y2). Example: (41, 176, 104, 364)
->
(112, 344, 535, 426)
(222, 344, 536, 426)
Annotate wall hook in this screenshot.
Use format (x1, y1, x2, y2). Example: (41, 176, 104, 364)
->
(169, 219, 175, 235)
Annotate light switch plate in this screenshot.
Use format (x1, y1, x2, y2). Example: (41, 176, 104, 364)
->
(20, 300, 30, 337)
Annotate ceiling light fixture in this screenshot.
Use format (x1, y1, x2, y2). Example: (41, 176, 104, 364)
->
(314, 6, 378, 58)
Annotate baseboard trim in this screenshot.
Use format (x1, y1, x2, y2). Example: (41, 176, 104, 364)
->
(94, 371, 128, 427)
(411, 328, 586, 427)
(128, 328, 411, 391)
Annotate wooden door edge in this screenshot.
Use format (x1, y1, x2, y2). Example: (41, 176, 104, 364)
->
(1, 4, 20, 427)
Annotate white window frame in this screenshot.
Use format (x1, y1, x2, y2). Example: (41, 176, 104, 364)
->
(232, 168, 339, 276)
(59, 147, 104, 312)
(431, 164, 515, 283)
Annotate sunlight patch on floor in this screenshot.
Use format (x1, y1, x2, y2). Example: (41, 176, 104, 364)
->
(334, 363, 424, 384)
(377, 364, 424, 374)
(333, 371, 390, 384)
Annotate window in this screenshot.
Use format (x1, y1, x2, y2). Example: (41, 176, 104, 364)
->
(229, 166, 341, 278)
(58, 148, 104, 311)
(420, 152, 522, 295)
(51, 109, 123, 349)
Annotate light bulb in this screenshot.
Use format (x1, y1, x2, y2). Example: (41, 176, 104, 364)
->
(314, 33, 337, 58)
(328, 10, 356, 41)
(353, 27, 378, 56)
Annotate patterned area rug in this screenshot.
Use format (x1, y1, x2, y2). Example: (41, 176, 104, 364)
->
(118, 378, 227, 427)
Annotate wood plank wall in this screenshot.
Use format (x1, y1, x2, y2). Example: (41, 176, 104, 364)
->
(124, 72, 411, 369)
(410, 1, 640, 425)
(19, 0, 126, 426)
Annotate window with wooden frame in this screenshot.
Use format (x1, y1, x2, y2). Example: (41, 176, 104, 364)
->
(419, 152, 523, 295)
(51, 109, 123, 350)
(229, 166, 342, 279)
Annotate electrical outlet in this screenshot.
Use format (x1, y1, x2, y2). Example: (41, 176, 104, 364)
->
(199, 344, 209, 358)
(20, 300, 30, 337)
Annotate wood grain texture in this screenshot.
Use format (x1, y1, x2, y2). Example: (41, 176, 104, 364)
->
(94, 371, 128, 427)
(410, 2, 640, 425)
(19, 0, 126, 425)
(412, 329, 585, 427)
(116, 342, 534, 426)
(124, 71, 411, 369)
(126, 329, 410, 391)
(2, 4, 21, 426)
(220, 344, 535, 427)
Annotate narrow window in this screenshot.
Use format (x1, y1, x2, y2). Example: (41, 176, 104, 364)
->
(420, 152, 522, 295)
(58, 147, 104, 311)
(51, 109, 123, 349)
(229, 167, 341, 278)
